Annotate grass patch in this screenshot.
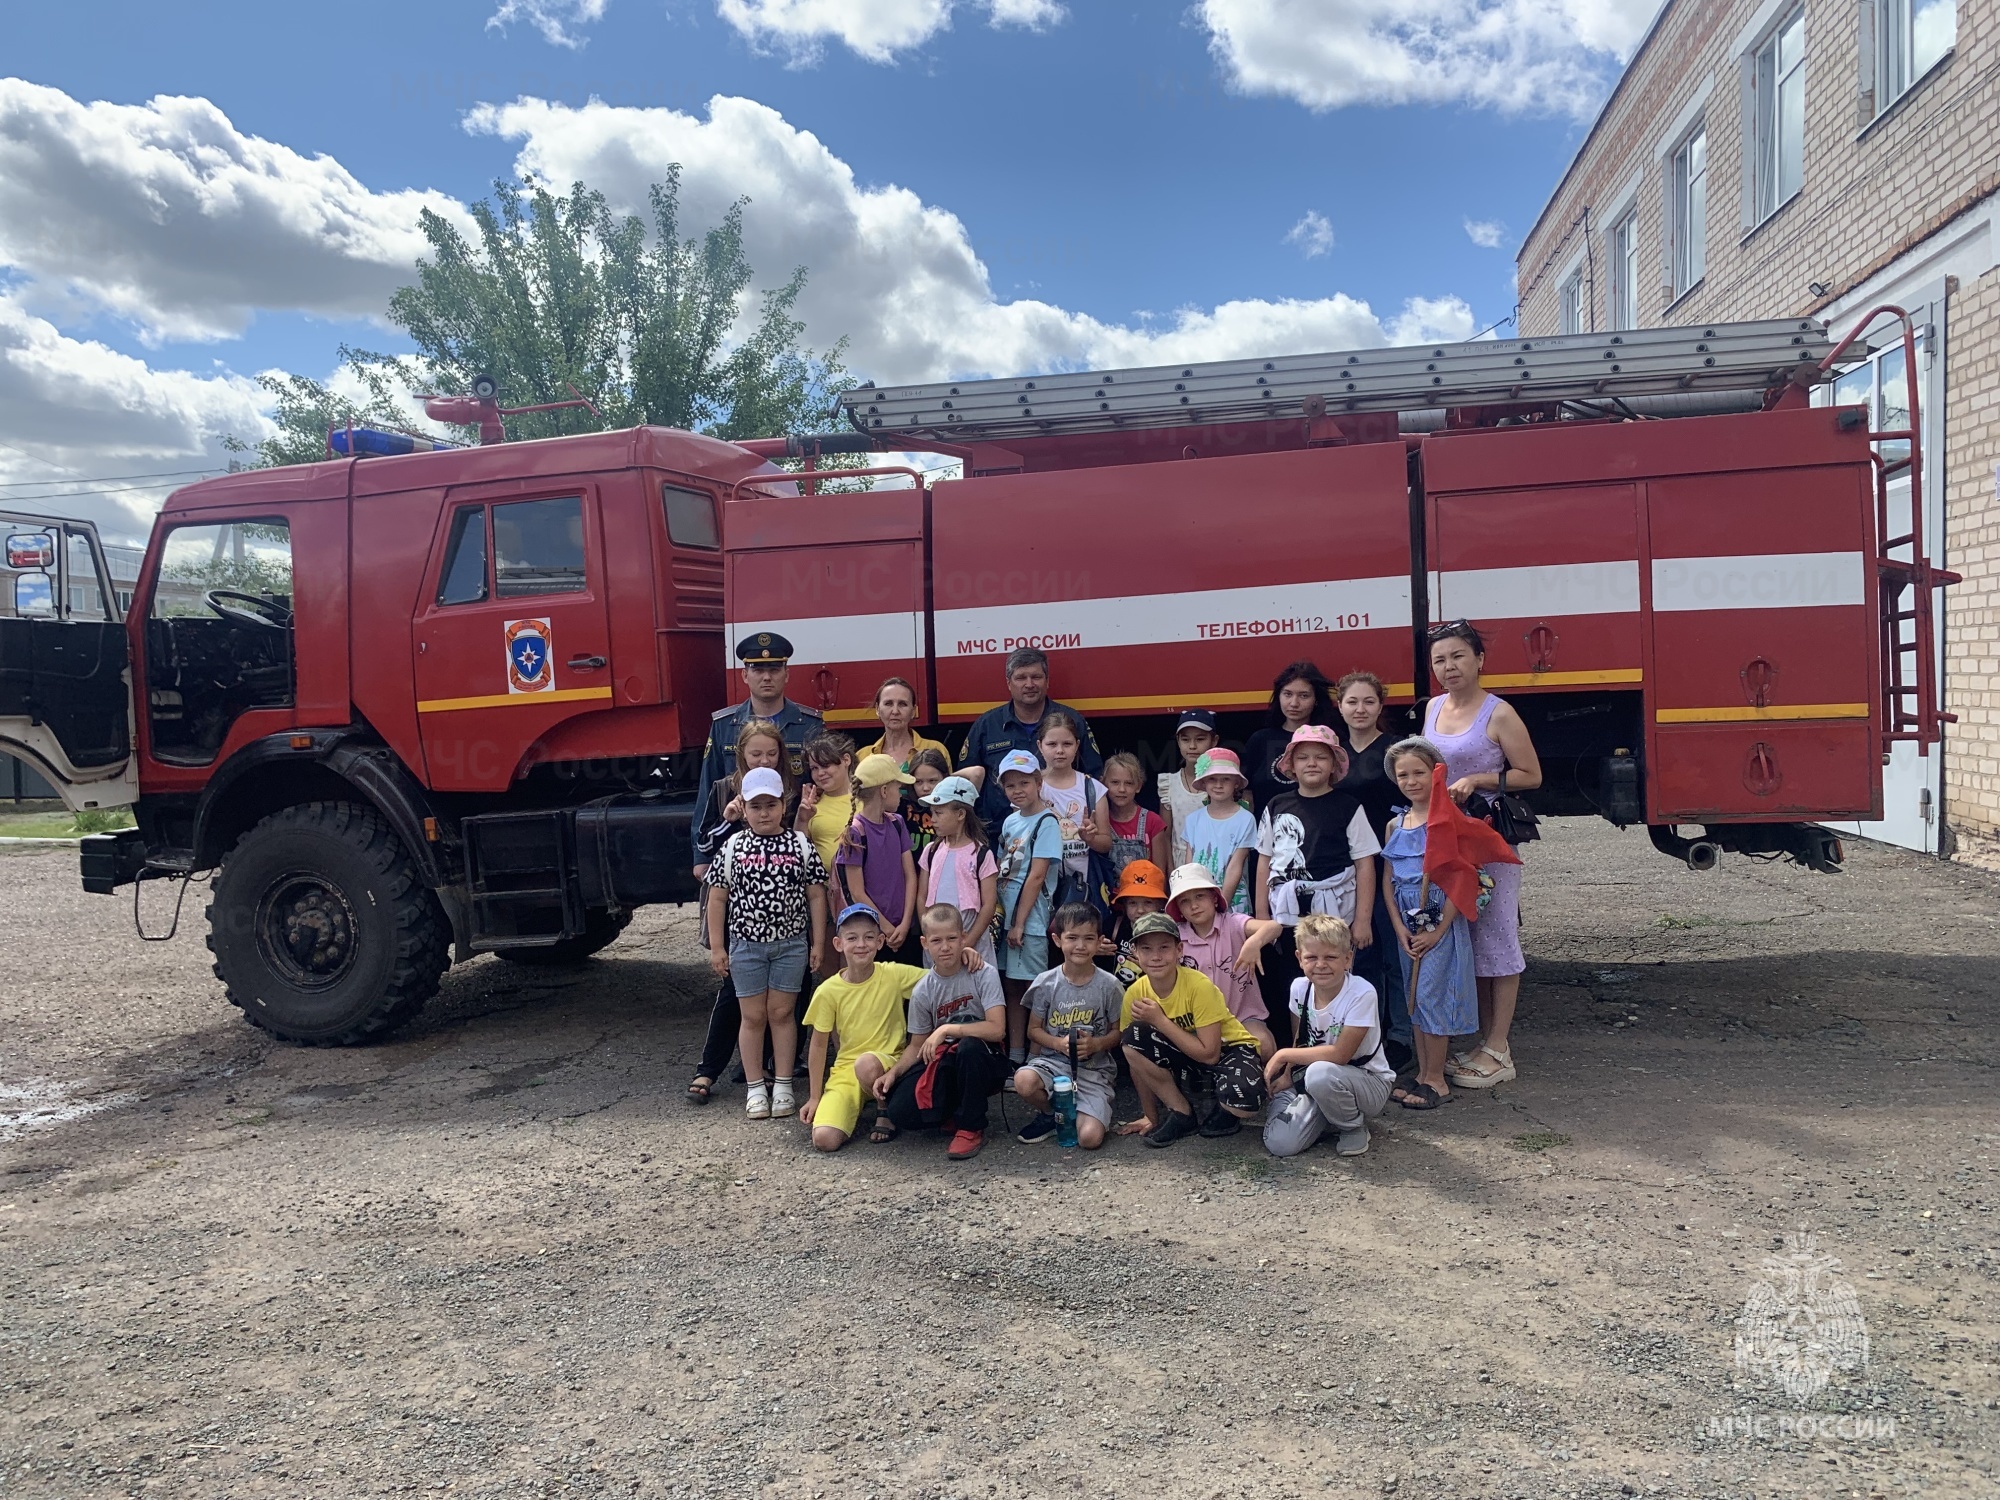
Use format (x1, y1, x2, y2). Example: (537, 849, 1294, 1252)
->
(1510, 1131, 1572, 1153)
(0, 807, 135, 839)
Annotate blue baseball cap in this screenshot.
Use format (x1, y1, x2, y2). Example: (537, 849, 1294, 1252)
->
(835, 903, 883, 930)
(1176, 708, 1219, 732)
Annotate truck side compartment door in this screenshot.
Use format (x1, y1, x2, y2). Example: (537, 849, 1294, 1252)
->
(1642, 464, 1879, 822)
(412, 484, 613, 791)
(932, 445, 1413, 721)
(722, 485, 928, 729)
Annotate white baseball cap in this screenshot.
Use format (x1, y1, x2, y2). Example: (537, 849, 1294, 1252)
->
(997, 749, 1043, 777)
(740, 767, 786, 802)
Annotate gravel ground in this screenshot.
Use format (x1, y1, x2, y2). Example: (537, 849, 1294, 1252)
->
(2, 819, 1997, 1499)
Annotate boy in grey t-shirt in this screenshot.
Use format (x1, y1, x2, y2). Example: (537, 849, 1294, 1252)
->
(877, 906, 1010, 1160)
(1013, 904, 1124, 1150)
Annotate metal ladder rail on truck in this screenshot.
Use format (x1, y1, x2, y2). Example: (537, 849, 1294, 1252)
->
(0, 312, 1946, 1050)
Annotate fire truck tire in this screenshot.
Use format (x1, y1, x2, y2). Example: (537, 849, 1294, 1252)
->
(206, 800, 450, 1046)
(495, 911, 633, 967)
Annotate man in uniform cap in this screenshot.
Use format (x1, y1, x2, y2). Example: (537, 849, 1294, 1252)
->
(690, 632, 822, 871)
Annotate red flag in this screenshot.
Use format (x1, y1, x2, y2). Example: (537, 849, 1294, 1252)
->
(1423, 764, 1521, 922)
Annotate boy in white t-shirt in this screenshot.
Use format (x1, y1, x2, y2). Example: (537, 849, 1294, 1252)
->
(1260, 914, 1393, 1158)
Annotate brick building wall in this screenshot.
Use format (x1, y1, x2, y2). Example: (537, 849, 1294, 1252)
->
(1517, 0, 2000, 856)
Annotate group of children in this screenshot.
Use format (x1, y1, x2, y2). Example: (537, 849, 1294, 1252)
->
(699, 685, 1487, 1158)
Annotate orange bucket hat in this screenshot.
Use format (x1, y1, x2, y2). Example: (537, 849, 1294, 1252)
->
(1113, 860, 1168, 901)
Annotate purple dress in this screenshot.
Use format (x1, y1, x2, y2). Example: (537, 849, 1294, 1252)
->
(1423, 693, 1526, 978)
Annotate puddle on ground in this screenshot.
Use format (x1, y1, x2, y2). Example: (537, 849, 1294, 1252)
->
(0, 1078, 136, 1142)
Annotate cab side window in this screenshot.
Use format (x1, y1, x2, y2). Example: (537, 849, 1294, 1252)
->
(663, 485, 719, 549)
(493, 496, 586, 597)
(145, 519, 295, 765)
(437, 506, 489, 605)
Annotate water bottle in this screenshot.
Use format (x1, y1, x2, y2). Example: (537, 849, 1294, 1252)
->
(1052, 1075, 1079, 1148)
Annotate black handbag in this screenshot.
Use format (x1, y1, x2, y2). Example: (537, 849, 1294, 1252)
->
(1470, 769, 1541, 846)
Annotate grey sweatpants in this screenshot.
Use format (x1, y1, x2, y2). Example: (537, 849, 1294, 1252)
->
(1262, 1061, 1392, 1157)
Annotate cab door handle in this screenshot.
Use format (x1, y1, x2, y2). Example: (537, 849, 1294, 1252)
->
(567, 654, 607, 670)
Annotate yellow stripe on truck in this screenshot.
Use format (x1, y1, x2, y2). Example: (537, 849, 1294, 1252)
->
(416, 686, 615, 714)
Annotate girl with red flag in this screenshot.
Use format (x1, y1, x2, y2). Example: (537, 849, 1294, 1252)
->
(1380, 740, 1521, 1109)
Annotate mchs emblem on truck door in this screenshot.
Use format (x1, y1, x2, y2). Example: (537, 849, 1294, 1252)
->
(505, 618, 554, 694)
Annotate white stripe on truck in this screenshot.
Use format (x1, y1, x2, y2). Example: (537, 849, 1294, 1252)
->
(934, 575, 1412, 656)
(1431, 560, 1641, 618)
(1651, 551, 1867, 611)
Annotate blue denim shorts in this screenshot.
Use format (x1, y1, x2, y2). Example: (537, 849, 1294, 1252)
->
(730, 936, 808, 995)
(1002, 932, 1050, 981)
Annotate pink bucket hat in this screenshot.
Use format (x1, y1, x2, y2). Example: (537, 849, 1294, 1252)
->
(1192, 748, 1246, 786)
(1276, 723, 1350, 780)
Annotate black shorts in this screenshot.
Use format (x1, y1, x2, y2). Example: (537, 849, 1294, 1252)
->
(1123, 1024, 1268, 1112)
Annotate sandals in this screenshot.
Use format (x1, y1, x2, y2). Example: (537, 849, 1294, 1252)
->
(1398, 1082, 1454, 1111)
(1447, 1045, 1516, 1088)
(686, 1077, 714, 1106)
(868, 1115, 900, 1144)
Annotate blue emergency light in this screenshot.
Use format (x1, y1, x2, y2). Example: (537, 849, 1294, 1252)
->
(327, 427, 464, 458)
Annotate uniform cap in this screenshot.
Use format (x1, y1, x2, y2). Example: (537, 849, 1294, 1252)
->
(854, 753, 917, 790)
(996, 749, 1043, 777)
(1130, 911, 1183, 943)
(736, 631, 794, 665)
(740, 767, 786, 802)
(1113, 860, 1168, 901)
(921, 775, 979, 808)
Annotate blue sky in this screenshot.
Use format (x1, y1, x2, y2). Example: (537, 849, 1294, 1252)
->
(0, 0, 1660, 538)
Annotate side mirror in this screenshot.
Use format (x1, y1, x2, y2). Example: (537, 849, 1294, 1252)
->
(6, 533, 56, 569)
(14, 571, 54, 617)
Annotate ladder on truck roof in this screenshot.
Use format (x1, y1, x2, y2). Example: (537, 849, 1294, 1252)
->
(836, 316, 1842, 442)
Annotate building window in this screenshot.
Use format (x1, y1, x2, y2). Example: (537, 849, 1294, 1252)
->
(1609, 210, 1640, 328)
(1877, 0, 1954, 110)
(1558, 269, 1585, 334)
(1753, 10, 1805, 223)
(1670, 126, 1708, 299)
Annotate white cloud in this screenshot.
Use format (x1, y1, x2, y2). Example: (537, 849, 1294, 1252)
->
(486, 0, 610, 48)
(0, 80, 470, 342)
(0, 293, 268, 541)
(469, 93, 1472, 382)
(1284, 210, 1334, 258)
(1200, 0, 1664, 118)
(1464, 218, 1505, 248)
(716, 0, 1064, 64)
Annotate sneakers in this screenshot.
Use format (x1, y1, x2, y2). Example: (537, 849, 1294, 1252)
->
(947, 1129, 986, 1161)
(769, 1079, 796, 1119)
(1143, 1108, 1197, 1148)
(1197, 1107, 1242, 1138)
(1017, 1112, 1058, 1144)
(1335, 1124, 1370, 1157)
(744, 1082, 771, 1120)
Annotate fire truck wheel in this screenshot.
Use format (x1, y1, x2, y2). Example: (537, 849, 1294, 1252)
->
(495, 911, 633, 967)
(206, 800, 450, 1045)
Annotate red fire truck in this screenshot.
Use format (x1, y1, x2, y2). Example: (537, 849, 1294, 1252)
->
(0, 311, 1944, 1045)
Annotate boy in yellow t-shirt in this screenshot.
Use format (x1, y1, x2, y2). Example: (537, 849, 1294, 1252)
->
(801, 904, 922, 1152)
(1118, 911, 1268, 1148)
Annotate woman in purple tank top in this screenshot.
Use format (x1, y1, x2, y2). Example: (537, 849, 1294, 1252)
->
(1421, 621, 1543, 1088)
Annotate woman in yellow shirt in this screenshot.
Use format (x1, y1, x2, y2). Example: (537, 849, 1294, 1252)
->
(858, 677, 952, 773)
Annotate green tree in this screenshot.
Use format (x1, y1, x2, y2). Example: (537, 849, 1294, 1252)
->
(238, 172, 850, 465)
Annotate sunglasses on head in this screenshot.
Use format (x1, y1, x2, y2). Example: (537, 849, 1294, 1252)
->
(1427, 618, 1474, 640)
